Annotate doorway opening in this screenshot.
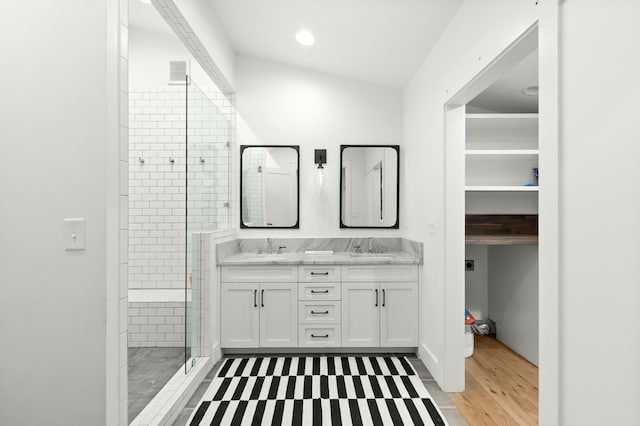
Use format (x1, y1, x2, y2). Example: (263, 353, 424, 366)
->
(443, 21, 558, 423)
(456, 43, 540, 423)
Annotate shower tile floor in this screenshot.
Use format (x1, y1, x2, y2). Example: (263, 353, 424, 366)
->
(128, 347, 185, 423)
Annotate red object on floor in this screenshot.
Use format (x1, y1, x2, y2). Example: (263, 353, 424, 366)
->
(465, 309, 476, 325)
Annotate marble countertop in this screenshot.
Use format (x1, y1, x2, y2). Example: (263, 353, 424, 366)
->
(218, 251, 421, 265)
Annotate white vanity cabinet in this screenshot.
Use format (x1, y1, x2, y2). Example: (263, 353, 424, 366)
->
(221, 266, 298, 348)
(220, 282, 260, 347)
(341, 282, 380, 346)
(297, 265, 342, 347)
(379, 283, 419, 346)
(220, 262, 419, 350)
(341, 265, 419, 347)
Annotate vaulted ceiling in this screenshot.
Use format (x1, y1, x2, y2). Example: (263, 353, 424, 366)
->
(131, 0, 538, 111)
(209, 0, 463, 87)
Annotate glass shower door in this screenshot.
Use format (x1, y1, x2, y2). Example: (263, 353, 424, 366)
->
(184, 76, 231, 372)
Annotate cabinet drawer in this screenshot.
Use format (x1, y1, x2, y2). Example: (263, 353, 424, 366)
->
(298, 325, 341, 348)
(299, 282, 341, 301)
(341, 265, 418, 282)
(298, 301, 341, 324)
(221, 265, 297, 282)
(298, 265, 341, 282)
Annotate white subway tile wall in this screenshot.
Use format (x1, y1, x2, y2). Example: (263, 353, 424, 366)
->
(128, 301, 185, 347)
(128, 86, 234, 348)
(128, 87, 232, 292)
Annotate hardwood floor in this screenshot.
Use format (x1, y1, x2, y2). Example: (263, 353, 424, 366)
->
(449, 335, 538, 425)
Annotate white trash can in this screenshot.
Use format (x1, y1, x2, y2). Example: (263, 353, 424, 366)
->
(464, 325, 474, 358)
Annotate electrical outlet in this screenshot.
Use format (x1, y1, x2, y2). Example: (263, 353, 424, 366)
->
(465, 259, 475, 271)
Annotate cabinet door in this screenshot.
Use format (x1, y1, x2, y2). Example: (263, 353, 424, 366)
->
(221, 282, 259, 348)
(259, 283, 298, 347)
(380, 282, 418, 347)
(341, 282, 379, 347)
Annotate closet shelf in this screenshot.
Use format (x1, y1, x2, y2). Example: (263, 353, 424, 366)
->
(465, 186, 538, 192)
(465, 214, 538, 246)
(465, 234, 538, 245)
(465, 149, 539, 156)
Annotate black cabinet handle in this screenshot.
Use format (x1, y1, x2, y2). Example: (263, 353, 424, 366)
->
(261, 289, 264, 307)
(311, 334, 329, 338)
(253, 289, 257, 307)
(382, 289, 386, 307)
(310, 310, 329, 315)
(310, 272, 329, 276)
(375, 289, 378, 307)
(310, 289, 329, 294)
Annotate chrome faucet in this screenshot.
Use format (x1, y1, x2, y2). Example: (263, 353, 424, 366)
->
(368, 237, 375, 254)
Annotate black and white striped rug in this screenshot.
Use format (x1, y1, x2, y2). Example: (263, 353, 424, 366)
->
(188, 356, 447, 425)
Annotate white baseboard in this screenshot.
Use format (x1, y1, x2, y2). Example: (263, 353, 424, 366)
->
(418, 343, 443, 386)
(212, 343, 222, 364)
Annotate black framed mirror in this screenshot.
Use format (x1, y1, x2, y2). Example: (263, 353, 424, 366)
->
(340, 145, 399, 228)
(240, 145, 300, 228)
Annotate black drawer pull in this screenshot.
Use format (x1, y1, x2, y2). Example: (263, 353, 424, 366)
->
(311, 334, 329, 338)
(311, 310, 329, 315)
(310, 289, 329, 294)
(310, 272, 329, 276)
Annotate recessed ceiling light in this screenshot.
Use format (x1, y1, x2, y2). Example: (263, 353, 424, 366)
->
(522, 85, 539, 96)
(139, 0, 151, 4)
(295, 30, 315, 46)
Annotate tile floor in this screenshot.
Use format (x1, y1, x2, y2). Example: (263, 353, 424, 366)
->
(406, 357, 469, 426)
(128, 347, 186, 423)
(172, 354, 468, 426)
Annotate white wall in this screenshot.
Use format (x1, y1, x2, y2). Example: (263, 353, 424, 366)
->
(0, 2, 124, 425)
(488, 245, 538, 366)
(465, 245, 488, 320)
(235, 55, 403, 237)
(558, 1, 640, 424)
(129, 27, 218, 91)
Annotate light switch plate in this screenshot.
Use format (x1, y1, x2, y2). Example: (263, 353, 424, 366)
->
(428, 218, 436, 235)
(64, 218, 86, 251)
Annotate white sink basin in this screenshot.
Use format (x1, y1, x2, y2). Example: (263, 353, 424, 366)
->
(349, 253, 398, 260)
(235, 252, 297, 261)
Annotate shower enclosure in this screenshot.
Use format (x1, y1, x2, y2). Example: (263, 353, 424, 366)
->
(184, 76, 232, 368)
(127, 76, 231, 423)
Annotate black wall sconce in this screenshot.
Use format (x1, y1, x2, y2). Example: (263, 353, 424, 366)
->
(314, 149, 327, 169)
